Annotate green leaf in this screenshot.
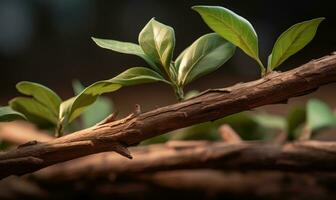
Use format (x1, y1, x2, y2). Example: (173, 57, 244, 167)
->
(16, 81, 62, 116)
(286, 106, 306, 140)
(175, 33, 235, 86)
(92, 37, 161, 73)
(138, 18, 175, 76)
(111, 67, 170, 86)
(252, 113, 287, 131)
(61, 67, 168, 125)
(269, 18, 324, 70)
(0, 106, 26, 122)
(192, 6, 264, 71)
(10, 97, 58, 127)
(72, 80, 114, 128)
(307, 99, 336, 131)
(60, 82, 121, 125)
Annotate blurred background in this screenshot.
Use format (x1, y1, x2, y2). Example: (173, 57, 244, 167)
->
(1, 0, 336, 115)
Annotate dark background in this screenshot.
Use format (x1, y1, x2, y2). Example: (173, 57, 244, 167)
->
(1, 0, 335, 113)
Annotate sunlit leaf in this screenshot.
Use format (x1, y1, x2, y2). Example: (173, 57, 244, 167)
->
(138, 18, 175, 75)
(307, 99, 336, 131)
(16, 81, 62, 116)
(175, 33, 235, 86)
(269, 18, 324, 70)
(91, 37, 160, 73)
(0, 106, 26, 122)
(192, 6, 264, 72)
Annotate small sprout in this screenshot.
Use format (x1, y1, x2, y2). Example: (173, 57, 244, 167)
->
(63, 17, 236, 121)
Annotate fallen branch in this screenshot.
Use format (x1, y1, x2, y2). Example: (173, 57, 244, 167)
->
(31, 140, 336, 182)
(2, 170, 336, 199)
(0, 52, 336, 178)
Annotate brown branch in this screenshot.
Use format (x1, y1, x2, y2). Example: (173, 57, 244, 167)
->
(2, 170, 336, 199)
(30, 140, 336, 182)
(0, 52, 336, 178)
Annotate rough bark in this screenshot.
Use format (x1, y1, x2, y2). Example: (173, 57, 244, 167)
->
(31, 140, 336, 182)
(0, 52, 336, 178)
(2, 170, 336, 200)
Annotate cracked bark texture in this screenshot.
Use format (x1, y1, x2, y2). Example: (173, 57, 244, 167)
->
(0, 52, 336, 178)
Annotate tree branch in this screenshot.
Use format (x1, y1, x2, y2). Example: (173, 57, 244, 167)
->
(1, 52, 336, 178)
(31, 140, 336, 182)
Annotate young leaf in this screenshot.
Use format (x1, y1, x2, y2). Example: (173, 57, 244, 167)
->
(72, 80, 114, 128)
(138, 18, 175, 75)
(269, 18, 324, 70)
(91, 38, 160, 73)
(111, 67, 170, 86)
(60, 82, 121, 125)
(307, 99, 336, 131)
(192, 6, 264, 71)
(16, 81, 62, 116)
(175, 33, 235, 86)
(0, 106, 26, 122)
(10, 97, 58, 126)
(61, 67, 168, 124)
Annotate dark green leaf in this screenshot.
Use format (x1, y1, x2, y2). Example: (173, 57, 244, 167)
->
(192, 6, 264, 71)
(138, 18, 175, 75)
(0, 106, 26, 122)
(92, 37, 160, 72)
(269, 18, 324, 70)
(175, 33, 235, 86)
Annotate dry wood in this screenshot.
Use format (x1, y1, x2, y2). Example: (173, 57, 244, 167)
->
(31, 140, 336, 182)
(218, 124, 242, 143)
(0, 52, 336, 178)
(2, 170, 336, 200)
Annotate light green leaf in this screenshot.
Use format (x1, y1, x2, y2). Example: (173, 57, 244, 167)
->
(72, 80, 114, 128)
(61, 67, 168, 124)
(192, 6, 264, 71)
(0, 106, 26, 122)
(16, 81, 62, 116)
(269, 18, 324, 70)
(92, 37, 161, 73)
(253, 113, 287, 131)
(10, 97, 58, 126)
(138, 18, 175, 75)
(175, 33, 235, 86)
(111, 67, 169, 86)
(307, 99, 336, 131)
